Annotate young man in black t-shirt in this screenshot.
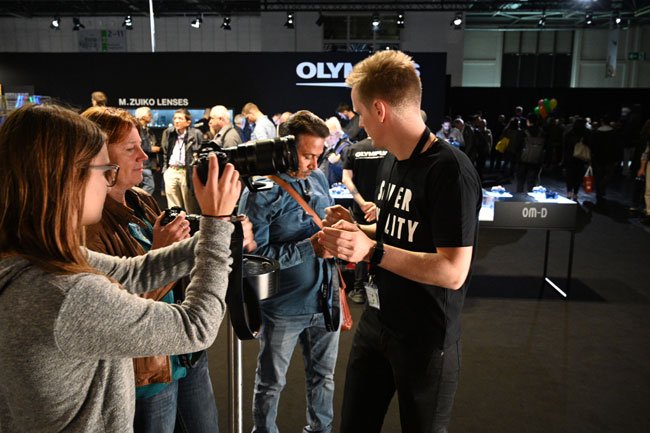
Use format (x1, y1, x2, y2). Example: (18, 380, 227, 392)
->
(319, 50, 482, 433)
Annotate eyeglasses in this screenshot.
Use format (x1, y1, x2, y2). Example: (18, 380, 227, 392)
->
(88, 164, 120, 187)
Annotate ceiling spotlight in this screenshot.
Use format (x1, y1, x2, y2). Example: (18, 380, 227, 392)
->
(538, 13, 546, 28)
(72, 17, 85, 31)
(613, 11, 622, 27)
(396, 12, 405, 29)
(191, 15, 202, 29)
(122, 15, 133, 30)
(451, 12, 463, 29)
(316, 12, 323, 27)
(285, 11, 294, 29)
(50, 17, 60, 30)
(585, 10, 593, 26)
(221, 16, 231, 30)
(371, 14, 380, 31)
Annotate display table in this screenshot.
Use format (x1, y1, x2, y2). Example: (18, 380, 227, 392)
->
(479, 189, 578, 298)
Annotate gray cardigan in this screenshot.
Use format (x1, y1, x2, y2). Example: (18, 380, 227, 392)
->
(0, 218, 233, 432)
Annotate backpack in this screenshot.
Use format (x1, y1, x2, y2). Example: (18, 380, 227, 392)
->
(520, 130, 545, 164)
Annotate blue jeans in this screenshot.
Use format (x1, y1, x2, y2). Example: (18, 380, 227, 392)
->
(252, 311, 340, 433)
(134, 352, 219, 433)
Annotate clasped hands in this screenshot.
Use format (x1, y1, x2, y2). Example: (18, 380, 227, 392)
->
(312, 205, 375, 263)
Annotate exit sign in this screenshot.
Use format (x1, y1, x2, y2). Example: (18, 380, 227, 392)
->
(628, 52, 647, 61)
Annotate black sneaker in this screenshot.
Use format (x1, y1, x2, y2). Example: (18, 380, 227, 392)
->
(348, 289, 366, 304)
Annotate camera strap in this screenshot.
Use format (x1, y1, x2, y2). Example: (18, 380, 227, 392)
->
(268, 175, 344, 332)
(226, 219, 264, 340)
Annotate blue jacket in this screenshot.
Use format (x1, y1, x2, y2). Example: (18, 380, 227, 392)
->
(239, 170, 335, 315)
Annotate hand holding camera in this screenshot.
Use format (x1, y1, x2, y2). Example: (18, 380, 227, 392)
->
(192, 153, 241, 217)
(152, 210, 192, 249)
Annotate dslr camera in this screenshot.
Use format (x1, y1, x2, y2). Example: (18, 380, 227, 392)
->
(160, 206, 201, 235)
(193, 135, 298, 191)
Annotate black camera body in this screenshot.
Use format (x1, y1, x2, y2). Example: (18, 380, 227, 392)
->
(193, 135, 297, 191)
(160, 206, 201, 235)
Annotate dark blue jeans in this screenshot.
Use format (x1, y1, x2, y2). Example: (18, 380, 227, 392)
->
(340, 308, 461, 433)
(133, 351, 219, 433)
(252, 311, 340, 433)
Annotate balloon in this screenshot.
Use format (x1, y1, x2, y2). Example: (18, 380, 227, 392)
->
(539, 105, 548, 118)
(534, 106, 540, 116)
(550, 98, 558, 110)
(542, 98, 552, 115)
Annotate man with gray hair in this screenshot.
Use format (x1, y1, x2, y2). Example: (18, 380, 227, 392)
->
(135, 106, 159, 195)
(209, 105, 242, 149)
(319, 116, 352, 185)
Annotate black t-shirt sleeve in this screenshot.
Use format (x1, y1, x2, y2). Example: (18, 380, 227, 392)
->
(342, 148, 355, 170)
(428, 161, 480, 248)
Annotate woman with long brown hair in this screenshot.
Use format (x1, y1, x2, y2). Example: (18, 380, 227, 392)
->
(0, 104, 240, 432)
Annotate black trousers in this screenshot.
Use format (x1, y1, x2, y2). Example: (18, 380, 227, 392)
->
(340, 308, 461, 433)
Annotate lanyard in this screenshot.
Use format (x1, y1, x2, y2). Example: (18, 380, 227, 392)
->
(375, 126, 431, 246)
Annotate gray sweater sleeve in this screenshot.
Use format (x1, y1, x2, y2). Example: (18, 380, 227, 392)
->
(53, 218, 234, 359)
(85, 235, 199, 294)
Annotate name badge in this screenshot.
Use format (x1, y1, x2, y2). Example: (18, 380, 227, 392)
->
(364, 280, 380, 310)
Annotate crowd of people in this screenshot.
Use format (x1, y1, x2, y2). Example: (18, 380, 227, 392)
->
(434, 104, 650, 222)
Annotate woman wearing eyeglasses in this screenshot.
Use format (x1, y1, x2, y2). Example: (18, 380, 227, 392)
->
(81, 106, 219, 433)
(0, 104, 240, 432)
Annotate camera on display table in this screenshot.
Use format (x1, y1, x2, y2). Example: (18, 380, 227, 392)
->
(193, 135, 298, 191)
(160, 206, 201, 235)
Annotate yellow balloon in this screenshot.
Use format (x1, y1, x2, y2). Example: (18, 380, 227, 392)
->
(550, 98, 558, 110)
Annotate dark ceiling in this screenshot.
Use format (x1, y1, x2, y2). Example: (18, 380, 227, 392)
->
(1, 1, 649, 28)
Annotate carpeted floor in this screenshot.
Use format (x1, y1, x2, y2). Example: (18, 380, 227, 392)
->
(192, 170, 650, 433)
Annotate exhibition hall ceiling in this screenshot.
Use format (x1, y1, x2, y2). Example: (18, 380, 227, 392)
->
(1, 1, 649, 28)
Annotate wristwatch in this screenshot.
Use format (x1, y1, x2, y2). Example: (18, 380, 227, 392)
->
(370, 242, 385, 267)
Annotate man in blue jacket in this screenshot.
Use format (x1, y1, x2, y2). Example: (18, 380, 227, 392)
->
(239, 110, 340, 433)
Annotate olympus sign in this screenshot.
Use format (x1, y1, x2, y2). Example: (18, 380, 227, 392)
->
(295, 62, 354, 87)
(295, 61, 420, 87)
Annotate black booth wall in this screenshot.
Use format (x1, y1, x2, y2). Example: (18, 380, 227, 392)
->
(447, 87, 650, 126)
(0, 52, 447, 124)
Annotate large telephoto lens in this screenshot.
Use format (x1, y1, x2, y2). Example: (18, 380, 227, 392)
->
(194, 135, 297, 185)
(225, 136, 297, 177)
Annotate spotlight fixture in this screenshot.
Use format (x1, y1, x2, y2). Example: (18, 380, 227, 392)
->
(221, 15, 231, 30)
(284, 11, 294, 29)
(122, 15, 133, 30)
(613, 10, 622, 27)
(451, 12, 463, 29)
(396, 12, 405, 29)
(371, 14, 380, 31)
(585, 9, 593, 26)
(315, 12, 323, 27)
(72, 17, 85, 31)
(50, 17, 60, 30)
(191, 15, 202, 28)
(538, 13, 546, 28)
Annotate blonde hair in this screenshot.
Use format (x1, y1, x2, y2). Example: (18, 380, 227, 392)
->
(242, 102, 260, 115)
(0, 104, 106, 274)
(346, 50, 422, 114)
